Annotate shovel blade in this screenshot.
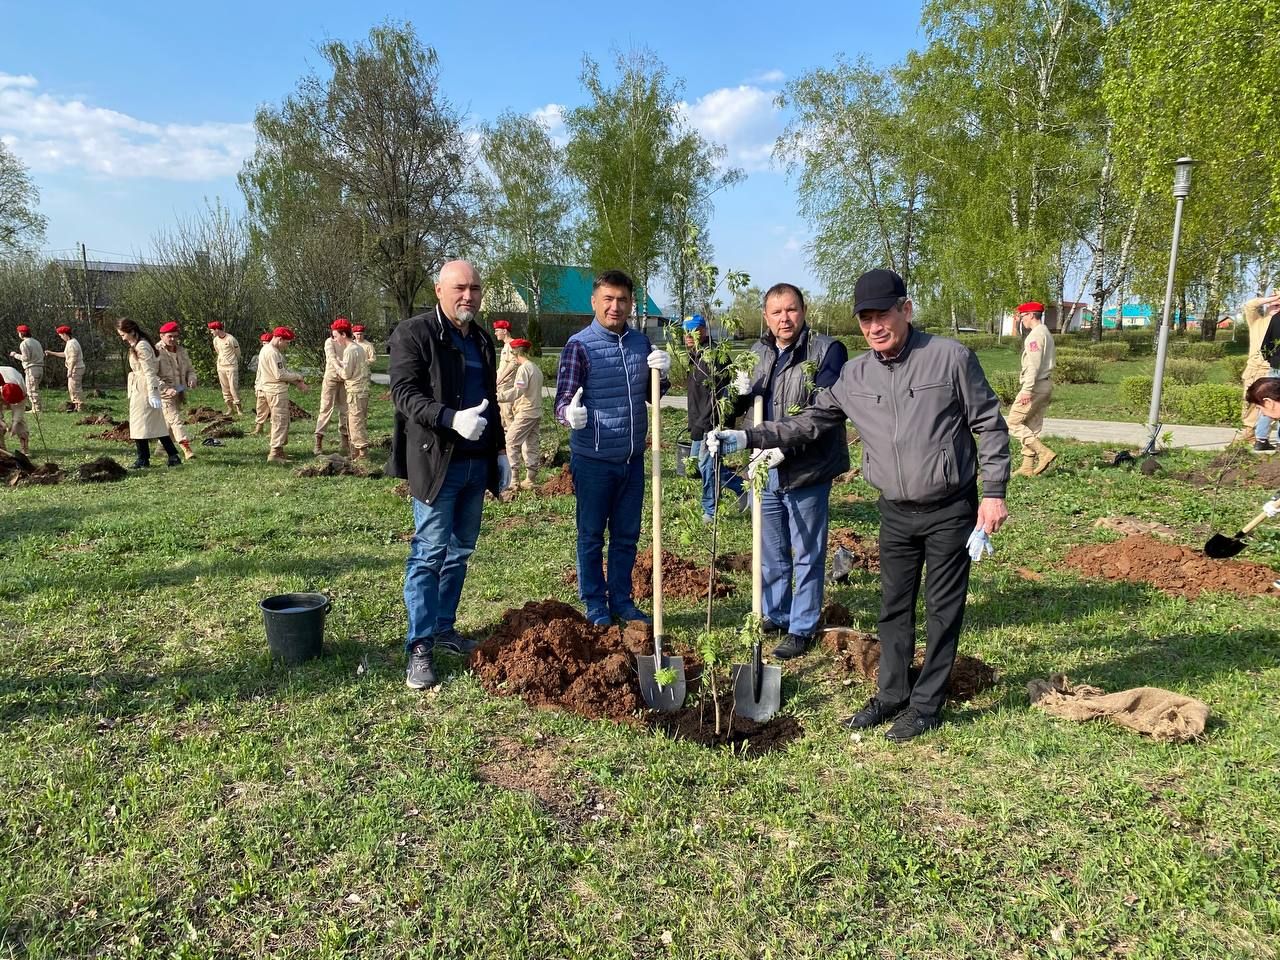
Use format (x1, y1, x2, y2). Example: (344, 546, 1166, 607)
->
(1204, 533, 1245, 559)
(731, 662, 783, 723)
(637, 653, 686, 712)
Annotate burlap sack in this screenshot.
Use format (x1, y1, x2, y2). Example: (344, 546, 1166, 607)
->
(1028, 674, 1209, 743)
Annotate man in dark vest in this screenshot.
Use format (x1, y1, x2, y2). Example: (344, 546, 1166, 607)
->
(554, 269, 671, 625)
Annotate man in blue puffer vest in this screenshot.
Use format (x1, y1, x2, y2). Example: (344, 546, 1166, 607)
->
(554, 269, 672, 625)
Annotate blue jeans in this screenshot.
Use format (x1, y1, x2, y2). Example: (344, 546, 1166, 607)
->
(690, 438, 746, 518)
(759, 469, 832, 637)
(1256, 368, 1280, 440)
(403, 457, 488, 651)
(571, 453, 645, 614)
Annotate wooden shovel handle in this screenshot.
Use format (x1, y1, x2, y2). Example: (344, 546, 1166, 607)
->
(1240, 508, 1273, 537)
(752, 396, 764, 619)
(651, 368, 664, 639)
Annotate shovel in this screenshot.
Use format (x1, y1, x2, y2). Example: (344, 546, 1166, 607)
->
(1204, 506, 1274, 559)
(638, 367, 686, 712)
(733, 396, 782, 723)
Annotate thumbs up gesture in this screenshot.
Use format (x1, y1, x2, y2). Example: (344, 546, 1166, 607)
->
(565, 387, 588, 430)
(451, 398, 489, 441)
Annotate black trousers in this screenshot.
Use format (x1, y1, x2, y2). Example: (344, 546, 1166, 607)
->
(876, 491, 978, 714)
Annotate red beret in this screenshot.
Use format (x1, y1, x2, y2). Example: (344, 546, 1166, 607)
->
(16, 325, 30, 334)
(492, 320, 511, 330)
(352, 325, 365, 333)
(159, 321, 180, 334)
(1, 383, 24, 405)
(56, 325, 72, 335)
(259, 332, 272, 342)
(1017, 302, 1044, 314)
(207, 321, 223, 330)
(331, 317, 353, 332)
(272, 326, 295, 341)
(509, 338, 531, 349)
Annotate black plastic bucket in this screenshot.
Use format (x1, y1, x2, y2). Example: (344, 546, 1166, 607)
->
(675, 435, 693, 477)
(260, 593, 331, 665)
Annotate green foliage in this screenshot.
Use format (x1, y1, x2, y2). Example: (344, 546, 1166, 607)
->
(1053, 353, 1101, 384)
(1087, 341, 1131, 361)
(1163, 358, 1209, 386)
(1163, 383, 1241, 425)
(954, 334, 1004, 351)
(1224, 354, 1248, 383)
(1183, 341, 1225, 362)
(1119, 375, 1154, 409)
(0, 139, 47, 253)
(989, 371, 1021, 405)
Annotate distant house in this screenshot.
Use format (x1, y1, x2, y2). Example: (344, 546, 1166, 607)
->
(489, 265, 667, 347)
(1000, 301, 1092, 335)
(51, 258, 146, 315)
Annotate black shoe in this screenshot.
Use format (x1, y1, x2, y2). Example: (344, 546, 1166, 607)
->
(129, 459, 150, 470)
(167, 453, 182, 467)
(885, 706, 941, 742)
(611, 604, 652, 625)
(405, 642, 438, 689)
(761, 619, 786, 636)
(840, 696, 908, 730)
(432, 628, 479, 656)
(1252, 438, 1276, 455)
(771, 632, 815, 659)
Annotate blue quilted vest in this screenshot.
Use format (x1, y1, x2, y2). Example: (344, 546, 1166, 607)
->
(568, 320, 652, 463)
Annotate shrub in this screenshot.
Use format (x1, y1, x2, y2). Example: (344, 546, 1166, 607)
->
(1163, 358, 1209, 385)
(1164, 383, 1240, 425)
(1224, 355, 1248, 382)
(1118, 330, 1155, 356)
(1184, 341, 1225, 361)
(988, 371, 1020, 405)
(1119, 375, 1154, 409)
(955, 334, 1003, 351)
(1053, 353, 1100, 383)
(1087, 341, 1131, 361)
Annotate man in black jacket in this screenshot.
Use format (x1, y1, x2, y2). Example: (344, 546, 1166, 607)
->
(709, 269, 1009, 741)
(386, 259, 511, 689)
(683, 315, 745, 521)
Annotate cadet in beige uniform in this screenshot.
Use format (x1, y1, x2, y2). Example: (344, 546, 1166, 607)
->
(115, 317, 182, 468)
(208, 321, 242, 416)
(335, 324, 371, 458)
(251, 332, 272, 434)
(1007, 300, 1056, 476)
(0, 367, 29, 455)
(9, 325, 43, 413)
(352, 325, 377, 365)
(314, 318, 351, 455)
(1239, 294, 1280, 444)
(45, 325, 86, 411)
(156, 321, 197, 460)
(259, 326, 308, 462)
(497, 337, 543, 489)
(493, 320, 517, 428)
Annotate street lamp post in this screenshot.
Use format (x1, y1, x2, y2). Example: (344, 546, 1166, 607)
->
(1143, 157, 1196, 455)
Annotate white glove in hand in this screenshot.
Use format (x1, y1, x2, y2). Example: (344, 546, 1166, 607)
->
(565, 387, 588, 430)
(451, 399, 489, 442)
(647, 349, 672, 373)
(1263, 499, 1280, 519)
(706, 429, 747, 457)
(497, 453, 512, 491)
(733, 370, 752, 396)
(966, 527, 994, 562)
(747, 447, 785, 479)
(148, 394, 163, 410)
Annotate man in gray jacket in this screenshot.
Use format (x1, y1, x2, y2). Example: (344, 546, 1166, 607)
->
(709, 268, 1009, 741)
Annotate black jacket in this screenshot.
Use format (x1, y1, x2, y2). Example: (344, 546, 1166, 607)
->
(1263, 314, 1280, 368)
(384, 306, 505, 504)
(685, 343, 736, 440)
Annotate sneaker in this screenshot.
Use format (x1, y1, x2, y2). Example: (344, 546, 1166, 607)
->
(129, 459, 150, 470)
(167, 453, 182, 467)
(611, 603, 652, 625)
(405, 642, 438, 689)
(885, 706, 942, 742)
(771, 632, 815, 659)
(702, 513, 715, 525)
(432, 628, 479, 656)
(586, 606, 613, 627)
(840, 696, 908, 731)
(1252, 438, 1276, 455)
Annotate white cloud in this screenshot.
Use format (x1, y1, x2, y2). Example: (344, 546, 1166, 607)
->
(679, 84, 783, 174)
(0, 73, 254, 181)
(529, 102, 568, 146)
(750, 69, 786, 84)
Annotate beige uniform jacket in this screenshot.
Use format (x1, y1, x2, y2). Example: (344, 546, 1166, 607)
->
(253, 346, 270, 391)
(1018, 324, 1055, 393)
(322, 338, 345, 381)
(127, 340, 168, 439)
(359, 339, 376, 364)
(213, 333, 241, 369)
(259, 344, 304, 397)
(1244, 298, 1274, 364)
(340, 341, 371, 394)
(17, 336, 44, 372)
(156, 345, 197, 396)
(61, 338, 85, 374)
(497, 358, 544, 420)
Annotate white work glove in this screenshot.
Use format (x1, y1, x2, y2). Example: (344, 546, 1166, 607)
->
(497, 453, 512, 491)
(966, 527, 994, 563)
(1263, 499, 1280, 519)
(705, 429, 747, 458)
(451, 399, 489, 442)
(747, 447, 784, 479)
(565, 387, 588, 430)
(733, 370, 752, 396)
(647, 349, 671, 373)
(148, 394, 163, 410)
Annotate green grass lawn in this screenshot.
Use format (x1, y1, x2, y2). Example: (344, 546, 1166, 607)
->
(2, 386, 1279, 959)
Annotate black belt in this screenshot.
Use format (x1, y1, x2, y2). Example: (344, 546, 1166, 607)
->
(882, 486, 974, 513)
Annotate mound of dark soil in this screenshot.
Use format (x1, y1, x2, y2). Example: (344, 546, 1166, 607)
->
(1174, 451, 1280, 490)
(187, 406, 230, 424)
(1064, 534, 1278, 600)
(539, 464, 574, 495)
(77, 456, 128, 483)
(93, 423, 132, 442)
(201, 422, 244, 439)
(829, 528, 880, 572)
(77, 413, 120, 426)
(630, 548, 734, 601)
(823, 627, 998, 702)
(1, 449, 62, 486)
(295, 454, 381, 478)
(652, 709, 804, 756)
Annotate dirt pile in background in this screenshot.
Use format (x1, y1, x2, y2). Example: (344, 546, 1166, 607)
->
(1175, 452, 1280, 490)
(539, 464, 574, 496)
(822, 627, 998, 702)
(652, 709, 803, 756)
(1064, 534, 1278, 600)
(295, 454, 382, 479)
(187, 406, 230, 424)
(1, 449, 62, 486)
(92, 422, 132, 442)
(631, 548, 734, 601)
(76, 414, 119, 426)
(78, 457, 128, 483)
(829, 528, 880, 572)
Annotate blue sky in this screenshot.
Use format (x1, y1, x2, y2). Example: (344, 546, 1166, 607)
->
(0, 0, 924, 306)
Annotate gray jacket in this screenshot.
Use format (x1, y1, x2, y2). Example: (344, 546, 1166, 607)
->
(746, 327, 1009, 503)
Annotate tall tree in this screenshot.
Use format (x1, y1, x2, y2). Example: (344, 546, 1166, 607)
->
(0, 141, 47, 254)
(242, 22, 485, 320)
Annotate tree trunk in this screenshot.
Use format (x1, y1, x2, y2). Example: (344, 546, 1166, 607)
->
(1200, 251, 1225, 342)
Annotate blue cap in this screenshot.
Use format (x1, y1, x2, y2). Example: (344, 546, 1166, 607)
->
(682, 314, 705, 332)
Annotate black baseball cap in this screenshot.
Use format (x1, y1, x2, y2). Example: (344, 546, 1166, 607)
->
(854, 269, 908, 315)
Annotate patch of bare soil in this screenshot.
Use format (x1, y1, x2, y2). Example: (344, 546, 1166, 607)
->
(566, 547, 735, 601)
(829, 528, 880, 573)
(822, 602, 853, 627)
(539, 464, 574, 495)
(392, 480, 411, 499)
(651, 709, 804, 756)
(1174, 450, 1280, 490)
(77, 456, 128, 483)
(475, 736, 610, 827)
(1092, 517, 1178, 540)
(1063, 534, 1278, 600)
(76, 413, 120, 426)
(822, 627, 998, 702)
(295, 454, 382, 478)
